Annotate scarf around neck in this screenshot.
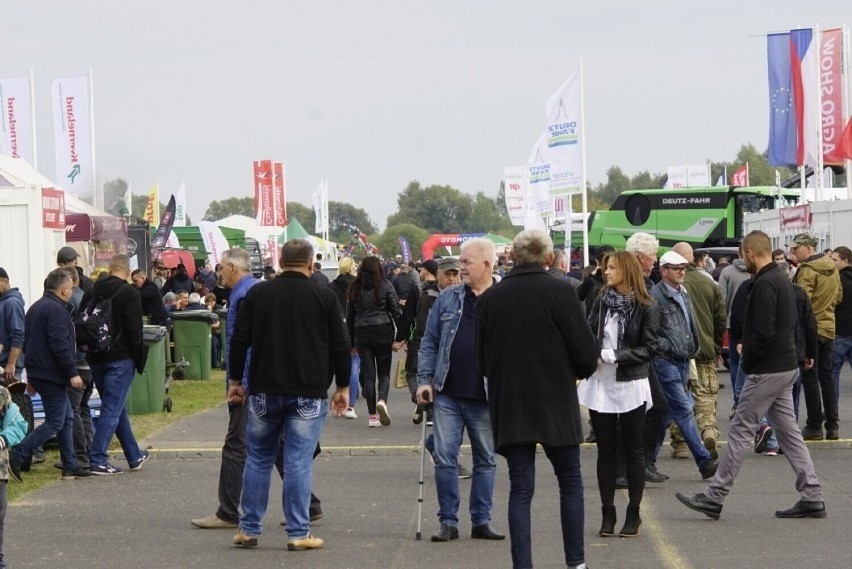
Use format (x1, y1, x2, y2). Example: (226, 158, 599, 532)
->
(602, 287, 636, 347)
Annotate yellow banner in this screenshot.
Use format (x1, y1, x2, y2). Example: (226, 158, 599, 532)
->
(144, 183, 159, 227)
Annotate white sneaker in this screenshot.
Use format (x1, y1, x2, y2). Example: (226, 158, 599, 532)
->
(376, 400, 391, 426)
(368, 414, 380, 427)
(344, 407, 357, 419)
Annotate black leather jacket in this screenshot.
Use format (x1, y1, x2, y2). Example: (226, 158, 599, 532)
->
(346, 280, 402, 339)
(587, 294, 660, 381)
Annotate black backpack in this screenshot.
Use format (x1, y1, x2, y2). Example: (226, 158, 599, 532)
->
(75, 289, 123, 353)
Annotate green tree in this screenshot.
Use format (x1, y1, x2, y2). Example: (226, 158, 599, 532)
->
(386, 181, 474, 233)
(469, 191, 514, 233)
(286, 202, 315, 231)
(103, 178, 128, 216)
(372, 223, 430, 259)
(329, 201, 377, 242)
(630, 170, 665, 190)
(595, 166, 632, 205)
(203, 197, 254, 221)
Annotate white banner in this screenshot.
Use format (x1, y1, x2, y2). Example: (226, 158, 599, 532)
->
(198, 220, 230, 267)
(503, 166, 528, 226)
(527, 133, 552, 218)
(175, 181, 187, 226)
(0, 75, 35, 165)
(665, 164, 711, 188)
(52, 74, 95, 196)
(312, 179, 327, 233)
(545, 71, 583, 193)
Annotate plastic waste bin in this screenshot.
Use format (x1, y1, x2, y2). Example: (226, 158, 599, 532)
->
(127, 325, 168, 415)
(171, 310, 219, 380)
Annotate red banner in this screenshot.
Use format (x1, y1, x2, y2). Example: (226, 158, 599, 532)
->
(273, 161, 287, 227)
(41, 187, 66, 229)
(779, 204, 812, 230)
(730, 165, 749, 187)
(253, 160, 274, 226)
(821, 29, 845, 164)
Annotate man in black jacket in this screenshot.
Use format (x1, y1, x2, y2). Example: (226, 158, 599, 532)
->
(131, 269, 170, 327)
(228, 239, 350, 551)
(830, 246, 852, 415)
(10, 269, 89, 480)
(82, 254, 149, 475)
(677, 230, 826, 520)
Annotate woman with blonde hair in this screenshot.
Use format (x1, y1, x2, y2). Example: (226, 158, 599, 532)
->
(578, 250, 658, 538)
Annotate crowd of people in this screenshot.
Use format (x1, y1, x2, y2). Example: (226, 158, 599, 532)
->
(0, 228, 847, 569)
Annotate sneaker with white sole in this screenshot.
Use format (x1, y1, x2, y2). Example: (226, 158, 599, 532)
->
(754, 423, 773, 454)
(91, 463, 123, 475)
(344, 407, 357, 419)
(376, 400, 391, 426)
(130, 450, 150, 471)
(368, 414, 380, 427)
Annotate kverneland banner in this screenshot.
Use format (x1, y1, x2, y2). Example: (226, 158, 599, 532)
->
(0, 75, 35, 165)
(253, 159, 274, 226)
(821, 29, 845, 165)
(273, 161, 286, 226)
(52, 74, 94, 196)
(779, 204, 812, 230)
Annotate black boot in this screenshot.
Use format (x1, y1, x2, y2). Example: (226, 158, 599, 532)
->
(599, 505, 616, 537)
(619, 505, 641, 537)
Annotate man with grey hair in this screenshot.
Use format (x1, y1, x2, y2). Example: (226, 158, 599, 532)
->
(548, 248, 581, 289)
(625, 232, 659, 281)
(476, 228, 598, 569)
(417, 238, 504, 543)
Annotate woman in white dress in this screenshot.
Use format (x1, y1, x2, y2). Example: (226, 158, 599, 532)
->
(578, 250, 659, 538)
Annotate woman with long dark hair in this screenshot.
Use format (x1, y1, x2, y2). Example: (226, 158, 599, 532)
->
(578, 250, 658, 538)
(346, 256, 402, 427)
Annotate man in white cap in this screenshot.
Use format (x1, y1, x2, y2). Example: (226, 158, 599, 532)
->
(649, 251, 719, 480)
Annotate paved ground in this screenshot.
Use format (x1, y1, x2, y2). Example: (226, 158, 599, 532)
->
(7, 362, 852, 569)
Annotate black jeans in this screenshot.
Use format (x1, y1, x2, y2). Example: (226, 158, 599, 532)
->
(590, 406, 646, 509)
(66, 367, 94, 468)
(644, 364, 668, 465)
(355, 324, 393, 415)
(802, 336, 838, 432)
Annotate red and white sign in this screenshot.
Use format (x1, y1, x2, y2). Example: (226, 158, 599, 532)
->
(253, 159, 274, 226)
(730, 165, 749, 187)
(272, 161, 287, 227)
(41, 187, 65, 229)
(821, 28, 845, 164)
(779, 204, 811, 230)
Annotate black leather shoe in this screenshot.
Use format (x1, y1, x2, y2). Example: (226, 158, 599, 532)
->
(826, 430, 839, 440)
(645, 467, 667, 483)
(615, 476, 628, 489)
(699, 458, 719, 480)
(775, 500, 826, 518)
(431, 523, 459, 542)
(471, 524, 505, 540)
(647, 463, 669, 480)
(801, 427, 825, 441)
(676, 492, 722, 520)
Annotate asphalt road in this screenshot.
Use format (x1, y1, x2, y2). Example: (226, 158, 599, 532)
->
(7, 363, 852, 569)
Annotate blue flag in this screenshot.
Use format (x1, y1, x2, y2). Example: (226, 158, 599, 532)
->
(767, 32, 797, 166)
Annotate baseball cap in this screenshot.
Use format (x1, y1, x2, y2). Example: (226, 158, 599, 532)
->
(659, 251, 689, 267)
(787, 233, 819, 248)
(0, 267, 8, 280)
(57, 246, 80, 264)
(437, 257, 460, 272)
(421, 260, 439, 277)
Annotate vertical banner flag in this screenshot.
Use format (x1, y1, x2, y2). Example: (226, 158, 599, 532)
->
(151, 195, 177, 249)
(767, 32, 797, 166)
(312, 179, 327, 233)
(730, 164, 749, 187)
(273, 161, 287, 227)
(790, 28, 817, 167)
(397, 236, 412, 263)
(503, 166, 528, 226)
(527, 133, 552, 216)
(253, 160, 273, 225)
(545, 71, 583, 194)
(143, 183, 159, 227)
(41, 187, 66, 229)
(52, 74, 94, 195)
(0, 75, 35, 165)
(198, 221, 231, 267)
(821, 28, 845, 164)
(175, 181, 187, 226)
(835, 117, 852, 160)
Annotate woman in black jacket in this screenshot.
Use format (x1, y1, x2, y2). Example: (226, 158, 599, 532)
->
(578, 251, 658, 538)
(346, 256, 402, 427)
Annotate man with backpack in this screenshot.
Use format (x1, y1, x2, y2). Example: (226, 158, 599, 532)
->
(79, 254, 149, 475)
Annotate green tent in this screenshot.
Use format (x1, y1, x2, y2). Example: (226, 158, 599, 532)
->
(277, 217, 310, 244)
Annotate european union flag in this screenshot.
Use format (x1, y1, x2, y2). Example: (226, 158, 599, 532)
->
(767, 33, 797, 167)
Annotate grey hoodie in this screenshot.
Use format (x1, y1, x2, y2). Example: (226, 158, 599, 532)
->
(718, 258, 751, 327)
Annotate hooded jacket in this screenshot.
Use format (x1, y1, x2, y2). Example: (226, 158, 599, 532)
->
(0, 288, 26, 374)
(834, 266, 852, 337)
(0, 387, 29, 481)
(793, 253, 843, 338)
(718, 258, 751, 327)
(80, 275, 145, 372)
(137, 279, 170, 325)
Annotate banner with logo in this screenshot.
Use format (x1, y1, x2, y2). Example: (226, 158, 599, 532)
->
(198, 220, 231, 267)
(41, 187, 65, 229)
(397, 236, 412, 263)
(0, 75, 35, 165)
(665, 164, 711, 188)
(175, 181, 187, 226)
(144, 183, 159, 227)
(779, 204, 811, 230)
(503, 166, 528, 226)
(253, 159, 274, 225)
(527, 133, 552, 217)
(730, 164, 749, 187)
(821, 28, 845, 164)
(151, 195, 177, 249)
(545, 71, 583, 193)
(52, 74, 94, 196)
(273, 161, 287, 227)
(312, 178, 328, 233)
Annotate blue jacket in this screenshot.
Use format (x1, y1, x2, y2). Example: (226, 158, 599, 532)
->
(0, 387, 28, 481)
(0, 288, 26, 374)
(226, 274, 260, 390)
(650, 281, 700, 361)
(23, 291, 78, 386)
(416, 284, 467, 391)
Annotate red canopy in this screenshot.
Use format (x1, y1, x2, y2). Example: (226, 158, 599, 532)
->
(158, 250, 196, 277)
(65, 213, 127, 242)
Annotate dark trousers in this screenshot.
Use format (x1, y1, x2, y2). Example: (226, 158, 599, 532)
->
(355, 324, 393, 415)
(0, 480, 6, 569)
(802, 336, 838, 432)
(503, 444, 584, 569)
(590, 406, 645, 508)
(643, 365, 667, 465)
(66, 368, 94, 468)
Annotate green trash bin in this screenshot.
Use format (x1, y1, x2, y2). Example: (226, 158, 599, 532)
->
(171, 310, 218, 380)
(127, 325, 168, 415)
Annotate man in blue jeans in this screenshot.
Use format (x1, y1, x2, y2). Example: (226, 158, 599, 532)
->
(227, 239, 350, 551)
(650, 251, 719, 480)
(830, 246, 852, 410)
(81, 254, 148, 475)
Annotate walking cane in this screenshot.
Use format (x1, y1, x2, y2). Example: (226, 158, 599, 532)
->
(416, 394, 432, 540)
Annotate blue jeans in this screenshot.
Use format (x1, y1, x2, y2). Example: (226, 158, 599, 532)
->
(240, 394, 327, 539)
(654, 357, 711, 468)
(89, 359, 143, 467)
(502, 444, 584, 569)
(349, 353, 360, 406)
(432, 393, 496, 526)
(831, 335, 852, 407)
(16, 379, 76, 470)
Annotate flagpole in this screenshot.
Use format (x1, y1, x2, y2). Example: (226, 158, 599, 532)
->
(579, 59, 589, 267)
(28, 68, 37, 170)
(844, 25, 852, 198)
(814, 24, 824, 202)
(89, 68, 100, 210)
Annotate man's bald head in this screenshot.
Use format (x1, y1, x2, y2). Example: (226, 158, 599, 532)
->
(673, 242, 694, 263)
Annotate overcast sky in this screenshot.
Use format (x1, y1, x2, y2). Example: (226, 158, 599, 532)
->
(2, 1, 849, 229)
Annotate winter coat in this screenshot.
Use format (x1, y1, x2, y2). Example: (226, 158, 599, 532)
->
(793, 253, 843, 338)
(587, 294, 660, 381)
(81, 275, 145, 373)
(741, 262, 799, 374)
(718, 259, 751, 327)
(0, 288, 26, 374)
(475, 264, 599, 453)
(328, 274, 355, 315)
(682, 265, 726, 362)
(23, 291, 78, 386)
(834, 266, 852, 337)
